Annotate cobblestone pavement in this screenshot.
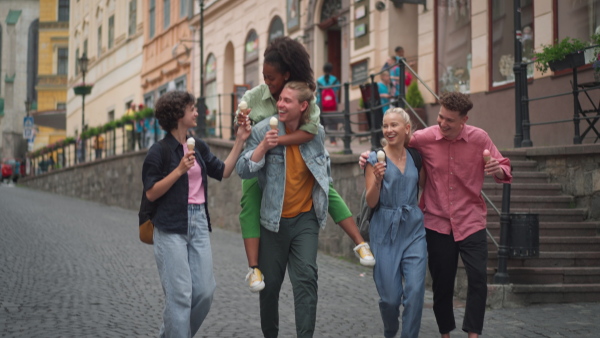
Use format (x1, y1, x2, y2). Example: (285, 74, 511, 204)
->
(1, 184, 599, 337)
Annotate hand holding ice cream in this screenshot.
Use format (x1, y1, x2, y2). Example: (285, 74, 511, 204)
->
(483, 149, 491, 163)
(237, 101, 252, 131)
(377, 150, 386, 163)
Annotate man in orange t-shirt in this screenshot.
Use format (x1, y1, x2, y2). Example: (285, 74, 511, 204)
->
(236, 81, 330, 337)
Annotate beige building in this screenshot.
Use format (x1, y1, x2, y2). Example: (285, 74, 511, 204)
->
(67, 0, 144, 139)
(188, 0, 600, 148)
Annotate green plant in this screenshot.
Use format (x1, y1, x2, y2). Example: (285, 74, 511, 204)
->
(534, 37, 588, 74)
(405, 81, 424, 108)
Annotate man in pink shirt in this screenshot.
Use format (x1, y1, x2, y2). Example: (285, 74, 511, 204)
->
(411, 92, 511, 338)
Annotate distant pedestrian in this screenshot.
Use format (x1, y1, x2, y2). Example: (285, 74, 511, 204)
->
(142, 90, 250, 337)
(317, 62, 340, 145)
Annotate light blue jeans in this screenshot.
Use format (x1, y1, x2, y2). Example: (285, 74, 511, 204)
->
(154, 204, 215, 338)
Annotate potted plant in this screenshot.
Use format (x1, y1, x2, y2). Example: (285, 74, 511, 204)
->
(405, 81, 428, 129)
(534, 37, 588, 74)
(73, 82, 94, 95)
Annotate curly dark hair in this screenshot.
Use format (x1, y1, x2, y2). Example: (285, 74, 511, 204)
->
(154, 91, 196, 131)
(264, 37, 315, 91)
(439, 92, 473, 116)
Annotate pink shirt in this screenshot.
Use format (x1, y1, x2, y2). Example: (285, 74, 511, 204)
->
(409, 125, 512, 241)
(183, 144, 206, 205)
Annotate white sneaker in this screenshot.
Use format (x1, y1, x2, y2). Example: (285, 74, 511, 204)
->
(353, 242, 376, 267)
(245, 267, 265, 293)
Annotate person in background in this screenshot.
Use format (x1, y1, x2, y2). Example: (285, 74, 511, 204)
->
(142, 90, 251, 337)
(94, 134, 104, 160)
(125, 103, 137, 151)
(316, 62, 341, 145)
(377, 71, 394, 113)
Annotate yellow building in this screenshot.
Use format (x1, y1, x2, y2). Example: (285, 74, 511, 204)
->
(33, 0, 70, 150)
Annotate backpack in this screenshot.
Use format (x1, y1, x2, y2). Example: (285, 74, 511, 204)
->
(138, 139, 171, 244)
(320, 76, 339, 112)
(357, 147, 422, 242)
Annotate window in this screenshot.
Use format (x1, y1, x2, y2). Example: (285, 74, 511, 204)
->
(97, 26, 102, 56)
(205, 54, 217, 123)
(557, 0, 600, 42)
(180, 0, 187, 18)
(175, 76, 186, 91)
(144, 93, 154, 108)
(436, 0, 471, 94)
(57, 102, 66, 110)
(149, 0, 156, 38)
(108, 15, 114, 49)
(268, 16, 284, 43)
(57, 48, 68, 75)
(244, 30, 260, 89)
(129, 0, 137, 36)
(491, 0, 534, 87)
(0, 24, 3, 94)
(164, 0, 171, 29)
(75, 47, 79, 76)
(83, 39, 88, 56)
(58, 0, 70, 22)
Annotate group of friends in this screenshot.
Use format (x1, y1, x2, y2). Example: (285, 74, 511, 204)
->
(141, 37, 512, 338)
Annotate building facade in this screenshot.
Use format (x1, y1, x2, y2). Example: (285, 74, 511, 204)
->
(33, 0, 69, 151)
(67, 0, 144, 138)
(0, 0, 39, 159)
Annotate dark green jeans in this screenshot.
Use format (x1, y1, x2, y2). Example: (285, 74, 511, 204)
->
(259, 209, 320, 338)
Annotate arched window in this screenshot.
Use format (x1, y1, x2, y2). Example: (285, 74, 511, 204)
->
(436, 0, 471, 94)
(268, 16, 284, 43)
(205, 53, 218, 135)
(244, 30, 259, 88)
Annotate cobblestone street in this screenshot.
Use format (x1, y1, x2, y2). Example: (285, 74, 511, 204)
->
(1, 184, 598, 337)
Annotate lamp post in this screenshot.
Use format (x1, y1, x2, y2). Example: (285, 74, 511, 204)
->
(78, 53, 89, 162)
(196, 0, 207, 137)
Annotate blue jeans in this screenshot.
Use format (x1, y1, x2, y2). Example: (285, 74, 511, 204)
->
(371, 231, 427, 338)
(154, 204, 215, 338)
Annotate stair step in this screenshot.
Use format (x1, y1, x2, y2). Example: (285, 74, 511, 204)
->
(487, 236, 600, 251)
(486, 208, 587, 222)
(508, 284, 600, 304)
(487, 251, 600, 268)
(500, 149, 528, 161)
(509, 160, 539, 171)
(486, 267, 600, 284)
(485, 195, 574, 209)
(483, 182, 563, 195)
(484, 171, 549, 184)
(487, 221, 600, 237)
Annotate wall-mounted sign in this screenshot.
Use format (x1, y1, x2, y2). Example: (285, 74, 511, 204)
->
(355, 5, 366, 20)
(351, 59, 369, 84)
(355, 23, 367, 37)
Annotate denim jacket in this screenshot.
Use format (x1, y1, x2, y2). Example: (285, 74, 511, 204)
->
(236, 118, 331, 232)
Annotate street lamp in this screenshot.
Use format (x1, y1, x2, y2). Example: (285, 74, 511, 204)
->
(78, 52, 89, 162)
(78, 53, 89, 132)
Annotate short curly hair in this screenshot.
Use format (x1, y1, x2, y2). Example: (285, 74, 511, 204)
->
(154, 91, 196, 131)
(439, 92, 473, 116)
(264, 37, 316, 91)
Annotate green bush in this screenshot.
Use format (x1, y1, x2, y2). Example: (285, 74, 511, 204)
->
(534, 37, 588, 74)
(406, 81, 424, 108)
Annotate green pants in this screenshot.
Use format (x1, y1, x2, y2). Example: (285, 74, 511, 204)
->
(259, 209, 320, 338)
(239, 177, 353, 238)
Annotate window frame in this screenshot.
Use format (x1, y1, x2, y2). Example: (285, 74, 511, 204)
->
(97, 25, 102, 57)
(57, 47, 68, 75)
(58, 0, 70, 22)
(163, 0, 171, 30)
(108, 15, 115, 49)
(149, 0, 156, 39)
(129, 0, 137, 36)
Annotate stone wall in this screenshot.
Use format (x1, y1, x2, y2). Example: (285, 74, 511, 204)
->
(525, 144, 600, 220)
(20, 139, 367, 260)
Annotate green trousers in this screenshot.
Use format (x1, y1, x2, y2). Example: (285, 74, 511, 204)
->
(259, 209, 320, 338)
(239, 177, 352, 238)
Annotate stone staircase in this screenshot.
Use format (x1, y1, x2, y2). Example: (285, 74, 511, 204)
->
(480, 149, 600, 305)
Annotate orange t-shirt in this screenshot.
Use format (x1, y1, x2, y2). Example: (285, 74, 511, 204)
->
(281, 143, 315, 218)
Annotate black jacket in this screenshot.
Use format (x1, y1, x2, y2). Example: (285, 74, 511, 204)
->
(142, 132, 224, 234)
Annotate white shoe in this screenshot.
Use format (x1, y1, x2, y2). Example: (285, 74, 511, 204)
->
(353, 242, 376, 267)
(245, 267, 265, 293)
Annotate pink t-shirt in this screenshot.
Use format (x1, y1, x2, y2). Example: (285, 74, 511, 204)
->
(183, 144, 206, 205)
(409, 125, 512, 241)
